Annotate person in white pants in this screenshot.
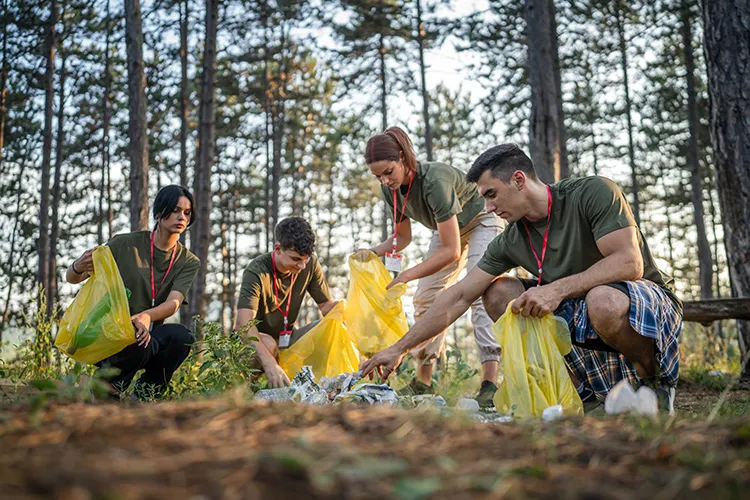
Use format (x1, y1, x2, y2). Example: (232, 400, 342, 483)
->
(364, 126, 503, 406)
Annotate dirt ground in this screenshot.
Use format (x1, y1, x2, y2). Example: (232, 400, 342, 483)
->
(1, 383, 748, 500)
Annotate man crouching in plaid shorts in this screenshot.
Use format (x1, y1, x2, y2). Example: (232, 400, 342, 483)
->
(361, 144, 682, 415)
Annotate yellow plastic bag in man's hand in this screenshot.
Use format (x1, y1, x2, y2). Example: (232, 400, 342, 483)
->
(279, 301, 361, 379)
(493, 302, 583, 418)
(55, 246, 135, 364)
(344, 250, 409, 356)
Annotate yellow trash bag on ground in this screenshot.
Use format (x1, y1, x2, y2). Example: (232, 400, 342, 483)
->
(279, 301, 361, 379)
(344, 250, 409, 356)
(493, 302, 583, 418)
(55, 246, 135, 364)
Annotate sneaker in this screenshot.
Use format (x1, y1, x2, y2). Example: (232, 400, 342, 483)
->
(397, 378, 433, 396)
(579, 387, 604, 415)
(641, 378, 676, 416)
(475, 380, 498, 409)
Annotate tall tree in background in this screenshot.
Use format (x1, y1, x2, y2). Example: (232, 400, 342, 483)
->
(124, 0, 149, 230)
(524, 0, 568, 182)
(38, 0, 57, 305)
(415, 0, 432, 160)
(681, 0, 712, 299)
(0, 0, 7, 161)
(98, 0, 113, 243)
(330, 0, 410, 241)
(187, 0, 218, 322)
(702, 0, 750, 380)
(179, 0, 190, 228)
(49, 12, 67, 314)
(614, 0, 640, 224)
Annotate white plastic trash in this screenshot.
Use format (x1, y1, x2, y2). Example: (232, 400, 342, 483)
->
(604, 379, 658, 415)
(456, 398, 480, 412)
(541, 404, 564, 421)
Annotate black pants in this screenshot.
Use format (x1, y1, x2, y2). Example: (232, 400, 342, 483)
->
(97, 323, 194, 395)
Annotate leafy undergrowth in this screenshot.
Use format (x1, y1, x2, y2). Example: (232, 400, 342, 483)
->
(1, 390, 749, 500)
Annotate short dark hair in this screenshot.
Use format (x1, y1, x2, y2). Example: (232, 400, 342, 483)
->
(153, 185, 195, 227)
(275, 217, 315, 256)
(466, 144, 537, 183)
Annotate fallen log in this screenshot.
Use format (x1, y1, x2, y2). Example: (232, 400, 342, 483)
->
(682, 298, 750, 324)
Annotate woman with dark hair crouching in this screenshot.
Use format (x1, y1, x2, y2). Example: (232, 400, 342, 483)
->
(66, 185, 201, 399)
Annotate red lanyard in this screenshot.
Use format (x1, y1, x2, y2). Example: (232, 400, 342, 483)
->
(271, 252, 297, 331)
(150, 230, 178, 307)
(392, 170, 415, 252)
(522, 185, 553, 287)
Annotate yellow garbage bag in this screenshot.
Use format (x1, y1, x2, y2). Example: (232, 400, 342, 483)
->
(493, 302, 583, 418)
(344, 250, 409, 356)
(55, 246, 135, 364)
(279, 301, 361, 379)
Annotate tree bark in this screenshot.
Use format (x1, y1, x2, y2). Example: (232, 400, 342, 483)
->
(98, 0, 112, 244)
(124, 0, 149, 231)
(379, 33, 389, 242)
(614, 0, 640, 225)
(1, 158, 28, 337)
(179, 0, 189, 247)
(187, 0, 218, 322)
(682, 0, 713, 299)
(49, 42, 66, 314)
(261, 1, 272, 250)
(683, 298, 750, 324)
(0, 0, 8, 161)
(524, 0, 568, 183)
(415, 0, 433, 161)
(701, 0, 750, 381)
(38, 0, 57, 305)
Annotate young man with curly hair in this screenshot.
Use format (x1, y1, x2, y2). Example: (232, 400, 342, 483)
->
(233, 217, 339, 388)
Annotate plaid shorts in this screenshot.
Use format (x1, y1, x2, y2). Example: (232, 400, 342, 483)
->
(554, 280, 683, 401)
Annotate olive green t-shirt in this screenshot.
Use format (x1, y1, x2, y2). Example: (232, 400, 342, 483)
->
(107, 231, 201, 324)
(477, 177, 681, 309)
(236, 252, 331, 339)
(382, 161, 485, 231)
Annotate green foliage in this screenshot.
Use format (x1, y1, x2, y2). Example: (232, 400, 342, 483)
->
(167, 320, 262, 399)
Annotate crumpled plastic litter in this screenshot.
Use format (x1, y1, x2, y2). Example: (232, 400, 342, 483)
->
(319, 371, 362, 399)
(413, 394, 447, 409)
(254, 366, 329, 405)
(470, 411, 515, 424)
(541, 404, 564, 421)
(334, 384, 399, 405)
(604, 379, 658, 415)
(456, 398, 480, 412)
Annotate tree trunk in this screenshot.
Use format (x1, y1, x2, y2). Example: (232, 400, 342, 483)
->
(524, 0, 568, 183)
(220, 193, 230, 331)
(124, 0, 149, 231)
(179, 0, 189, 245)
(38, 0, 57, 305)
(682, 0, 713, 299)
(379, 34, 389, 242)
(261, 1, 272, 250)
(1, 158, 28, 337)
(701, 0, 750, 381)
(187, 0, 218, 323)
(49, 43, 66, 315)
(98, 0, 112, 244)
(0, 0, 8, 162)
(615, 0, 640, 225)
(415, 0, 433, 161)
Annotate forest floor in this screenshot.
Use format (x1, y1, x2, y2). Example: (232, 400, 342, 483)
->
(1, 378, 749, 499)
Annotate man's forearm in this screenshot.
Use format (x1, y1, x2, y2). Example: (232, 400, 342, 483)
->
(392, 285, 472, 354)
(552, 251, 643, 300)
